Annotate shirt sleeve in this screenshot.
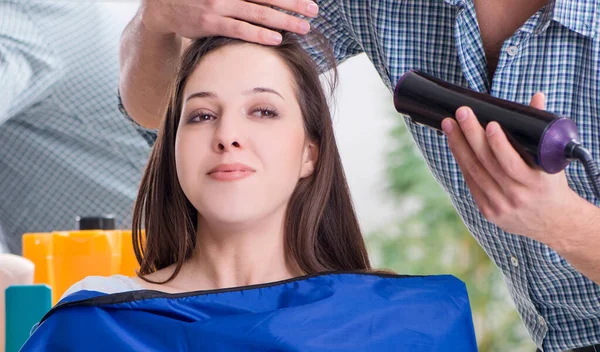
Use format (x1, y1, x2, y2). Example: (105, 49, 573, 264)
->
(303, 1, 392, 88)
(303, 0, 365, 70)
(117, 90, 158, 146)
(0, 1, 62, 125)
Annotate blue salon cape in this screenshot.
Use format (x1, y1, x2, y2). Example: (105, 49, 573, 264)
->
(22, 272, 478, 351)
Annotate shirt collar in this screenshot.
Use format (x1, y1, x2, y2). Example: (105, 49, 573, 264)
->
(443, 0, 462, 6)
(551, 0, 598, 38)
(443, 0, 598, 38)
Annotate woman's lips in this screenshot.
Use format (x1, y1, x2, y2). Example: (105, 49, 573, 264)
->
(207, 163, 255, 181)
(208, 170, 255, 181)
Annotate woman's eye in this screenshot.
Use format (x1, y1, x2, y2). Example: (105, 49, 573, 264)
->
(190, 112, 215, 122)
(252, 108, 279, 118)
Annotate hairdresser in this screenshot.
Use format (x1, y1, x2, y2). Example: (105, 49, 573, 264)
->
(120, 0, 600, 351)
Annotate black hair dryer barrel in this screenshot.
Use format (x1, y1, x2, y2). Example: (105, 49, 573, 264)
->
(393, 70, 580, 174)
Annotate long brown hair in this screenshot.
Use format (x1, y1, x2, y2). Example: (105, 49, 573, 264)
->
(132, 32, 371, 284)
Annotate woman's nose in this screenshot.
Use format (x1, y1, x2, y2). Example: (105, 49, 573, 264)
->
(213, 114, 243, 152)
(217, 140, 240, 151)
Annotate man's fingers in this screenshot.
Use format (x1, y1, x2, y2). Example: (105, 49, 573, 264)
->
(529, 92, 546, 110)
(215, 17, 283, 45)
(454, 107, 512, 188)
(461, 166, 492, 216)
(486, 122, 535, 185)
(443, 118, 507, 208)
(229, 1, 311, 35)
(248, 0, 319, 18)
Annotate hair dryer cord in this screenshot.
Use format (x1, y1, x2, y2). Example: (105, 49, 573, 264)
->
(566, 142, 600, 200)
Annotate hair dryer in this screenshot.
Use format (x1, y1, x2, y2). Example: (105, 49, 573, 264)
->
(393, 70, 600, 198)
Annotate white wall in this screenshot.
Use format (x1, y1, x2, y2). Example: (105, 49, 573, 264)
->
(332, 56, 399, 234)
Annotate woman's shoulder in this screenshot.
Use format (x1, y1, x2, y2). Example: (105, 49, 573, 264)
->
(61, 274, 144, 299)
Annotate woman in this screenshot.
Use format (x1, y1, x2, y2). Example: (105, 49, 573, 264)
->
(21, 33, 477, 351)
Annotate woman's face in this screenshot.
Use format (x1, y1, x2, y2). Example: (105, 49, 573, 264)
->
(176, 43, 317, 227)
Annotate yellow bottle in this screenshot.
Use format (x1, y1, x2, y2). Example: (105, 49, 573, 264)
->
(21, 216, 142, 305)
(50, 230, 121, 303)
(118, 230, 141, 277)
(21, 233, 52, 286)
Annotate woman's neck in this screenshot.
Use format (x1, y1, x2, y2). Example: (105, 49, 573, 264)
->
(189, 217, 300, 289)
(139, 209, 303, 293)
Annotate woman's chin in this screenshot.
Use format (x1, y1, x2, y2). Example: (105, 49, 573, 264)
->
(194, 198, 287, 230)
(199, 209, 266, 229)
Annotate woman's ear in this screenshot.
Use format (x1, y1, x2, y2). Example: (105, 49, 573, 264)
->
(300, 141, 319, 178)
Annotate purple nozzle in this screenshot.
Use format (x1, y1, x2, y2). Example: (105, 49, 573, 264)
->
(539, 118, 579, 174)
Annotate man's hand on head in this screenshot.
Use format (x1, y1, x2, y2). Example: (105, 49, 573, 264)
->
(139, 0, 319, 45)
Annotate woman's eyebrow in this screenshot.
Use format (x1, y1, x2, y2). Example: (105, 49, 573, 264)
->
(185, 91, 217, 102)
(185, 87, 284, 102)
(244, 87, 284, 100)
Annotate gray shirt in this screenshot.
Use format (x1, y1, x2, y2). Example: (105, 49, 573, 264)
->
(0, 1, 154, 253)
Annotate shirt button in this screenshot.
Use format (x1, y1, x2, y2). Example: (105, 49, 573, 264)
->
(511, 256, 519, 267)
(506, 45, 519, 56)
(538, 315, 546, 326)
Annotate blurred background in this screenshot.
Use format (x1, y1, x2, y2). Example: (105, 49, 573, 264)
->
(3, 1, 536, 350)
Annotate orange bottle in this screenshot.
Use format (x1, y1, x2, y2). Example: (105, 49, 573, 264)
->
(118, 230, 140, 277)
(50, 230, 121, 303)
(22, 233, 53, 286)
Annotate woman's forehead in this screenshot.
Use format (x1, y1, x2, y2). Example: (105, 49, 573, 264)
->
(183, 44, 296, 100)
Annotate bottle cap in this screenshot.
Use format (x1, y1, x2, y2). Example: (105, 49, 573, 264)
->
(76, 214, 116, 230)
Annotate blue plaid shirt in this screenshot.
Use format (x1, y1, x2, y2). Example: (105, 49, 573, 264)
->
(309, 0, 600, 350)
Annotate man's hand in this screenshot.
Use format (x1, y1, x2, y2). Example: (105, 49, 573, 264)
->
(440, 93, 590, 244)
(139, 0, 319, 45)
